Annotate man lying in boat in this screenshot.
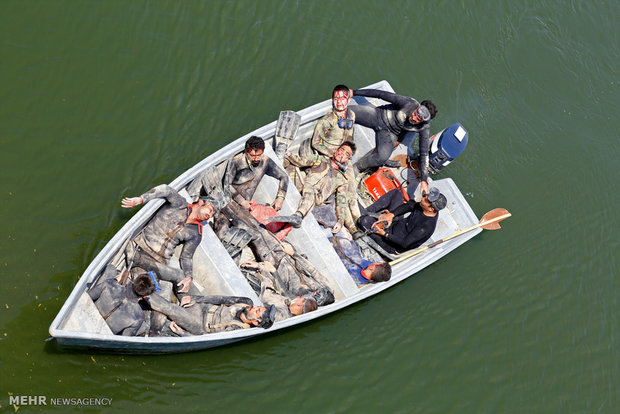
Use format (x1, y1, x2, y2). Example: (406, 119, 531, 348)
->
(285, 84, 355, 188)
(145, 292, 276, 335)
(328, 234, 392, 286)
(121, 184, 217, 297)
(240, 260, 319, 321)
(357, 187, 447, 255)
(88, 264, 156, 336)
(271, 142, 360, 233)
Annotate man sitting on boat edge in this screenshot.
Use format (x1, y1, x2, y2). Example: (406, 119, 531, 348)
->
(357, 187, 447, 255)
(121, 184, 217, 297)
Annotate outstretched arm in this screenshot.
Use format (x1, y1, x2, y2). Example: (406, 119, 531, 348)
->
(121, 184, 186, 209)
(353, 89, 418, 108)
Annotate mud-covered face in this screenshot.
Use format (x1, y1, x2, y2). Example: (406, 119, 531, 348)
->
(245, 148, 263, 167)
(288, 296, 306, 316)
(333, 144, 353, 164)
(197, 203, 215, 221)
(243, 305, 267, 325)
(332, 90, 350, 113)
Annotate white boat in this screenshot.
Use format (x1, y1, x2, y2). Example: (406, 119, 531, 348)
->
(49, 80, 486, 354)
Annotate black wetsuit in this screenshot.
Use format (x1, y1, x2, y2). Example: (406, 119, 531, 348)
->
(350, 89, 431, 180)
(358, 189, 438, 254)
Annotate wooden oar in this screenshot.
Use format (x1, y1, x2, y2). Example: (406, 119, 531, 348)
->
(389, 208, 511, 266)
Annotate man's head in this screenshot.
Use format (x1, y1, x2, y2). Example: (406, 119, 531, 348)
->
(361, 262, 392, 283)
(194, 199, 216, 221)
(421, 187, 447, 213)
(333, 142, 356, 164)
(133, 273, 156, 297)
(288, 295, 318, 316)
(332, 84, 351, 113)
(241, 305, 276, 329)
(244, 136, 265, 167)
(408, 100, 437, 124)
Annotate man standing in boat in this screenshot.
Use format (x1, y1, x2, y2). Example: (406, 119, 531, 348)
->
(349, 88, 437, 196)
(121, 184, 217, 296)
(272, 142, 361, 233)
(357, 187, 447, 254)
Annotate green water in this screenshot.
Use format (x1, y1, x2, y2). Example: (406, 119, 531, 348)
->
(1, 0, 619, 412)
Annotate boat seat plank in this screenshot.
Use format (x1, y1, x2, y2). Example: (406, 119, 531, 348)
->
(251, 145, 360, 299)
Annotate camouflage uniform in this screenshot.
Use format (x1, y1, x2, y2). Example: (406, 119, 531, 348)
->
(296, 159, 361, 234)
(311, 109, 355, 158)
(286, 109, 355, 189)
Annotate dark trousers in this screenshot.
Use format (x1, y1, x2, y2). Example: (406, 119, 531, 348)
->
(357, 189, 406, 254)
(350, 105, 399, 171)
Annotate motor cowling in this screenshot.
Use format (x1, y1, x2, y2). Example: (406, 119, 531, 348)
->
(428, 123, 468, 174)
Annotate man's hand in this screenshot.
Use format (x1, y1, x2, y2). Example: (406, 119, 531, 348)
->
(331, 220, 343, 234)
(177, 276, 193, 293)
(377, 211, 394, 228)
(281, 241, 295, 256)
(420, 180, 429, 198)
(239, 199, 252, 210)
(121, 196, 143, 208)
(180, 295, 194, 308)
(170, 321, 185, 336)
(271, 196, 284, 211)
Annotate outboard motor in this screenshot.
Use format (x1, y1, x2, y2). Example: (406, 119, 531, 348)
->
(428, 122, 468, 174)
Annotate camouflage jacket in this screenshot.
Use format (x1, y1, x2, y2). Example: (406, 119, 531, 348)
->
(311, 109, 355, 158)
(297, 159, 361, 233)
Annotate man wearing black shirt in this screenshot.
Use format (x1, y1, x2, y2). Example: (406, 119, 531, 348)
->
(357, 188, 447, 254)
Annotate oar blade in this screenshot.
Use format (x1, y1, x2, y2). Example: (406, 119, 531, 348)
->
(479, 208, 511, 230)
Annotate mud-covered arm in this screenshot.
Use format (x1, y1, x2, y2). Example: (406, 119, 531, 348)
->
(286, 150, 321, 168)
(264, 158, 289, 200)
(140, 184, 187, 207)
(192, 295, 253, 306)
(353, 89, 418, 108)
(223, 156, 248, 206)
(178, 231, 202, 278)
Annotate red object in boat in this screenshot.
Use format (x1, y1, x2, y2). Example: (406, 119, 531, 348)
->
(363, 168, 409, 202)
(249, 202, 293, 241)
